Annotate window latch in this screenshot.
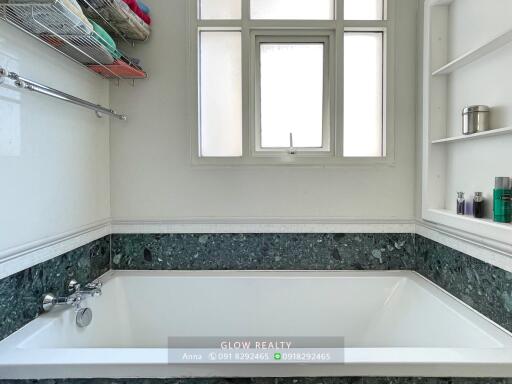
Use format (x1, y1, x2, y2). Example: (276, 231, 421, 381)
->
(289, 132, 296, 155)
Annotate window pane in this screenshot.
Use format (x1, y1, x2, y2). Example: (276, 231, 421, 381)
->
(344, 32, 384, 157)
(260, 43, 324, 149)
(251, 0, 334, 20)
(200, 32, 242, 157)
(344, 0, 384, 20)
(200, 0, 241, 19)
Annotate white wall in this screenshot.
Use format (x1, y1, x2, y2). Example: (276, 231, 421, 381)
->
(0, 23, 111, 255)
(110, 0, 419, 223)
(445, 0, 512, 215)
(416, 1, 425, 219)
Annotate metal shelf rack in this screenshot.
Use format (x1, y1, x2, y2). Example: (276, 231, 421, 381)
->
(0, 0, 148, 80)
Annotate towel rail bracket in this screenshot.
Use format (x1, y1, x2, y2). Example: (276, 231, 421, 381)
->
(0, 66, 127, 121)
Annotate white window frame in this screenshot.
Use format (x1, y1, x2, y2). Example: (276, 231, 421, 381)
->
(188, 0, 396, 166)
(252, 32, 334, 156)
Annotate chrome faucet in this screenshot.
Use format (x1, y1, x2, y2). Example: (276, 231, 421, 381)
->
(42, 279, 102, 313)
(42, 279, 102, 327)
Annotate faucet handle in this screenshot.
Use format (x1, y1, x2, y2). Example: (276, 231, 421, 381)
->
(85, 281, 103, 297)
(68, 279, 80, 293)
(85, 281, 102, 290)
(42, 293, 57, 312)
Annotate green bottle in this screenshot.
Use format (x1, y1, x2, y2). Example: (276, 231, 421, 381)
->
(494, 177, 512, 223)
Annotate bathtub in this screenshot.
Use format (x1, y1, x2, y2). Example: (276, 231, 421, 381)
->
(0, 270, 512, 379)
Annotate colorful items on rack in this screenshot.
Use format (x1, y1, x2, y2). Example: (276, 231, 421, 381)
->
(88, 59, 146, 78)
(43, 34, 116, 65)
(81, 0, 150, 41)
(5, 0, 92, 34)
(136, 0, 150, 15)
(90, 19, 122, 59)
(63, 0, 93, 29)
(3, 0, 149, 78)
(122, 0, 150, 25)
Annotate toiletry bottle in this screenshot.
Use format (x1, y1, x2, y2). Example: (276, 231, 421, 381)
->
(466, 197, 473, 216)
(473, 192, 484, 219)
(457, 192, 465, 215)
(493, 177, 512, 223)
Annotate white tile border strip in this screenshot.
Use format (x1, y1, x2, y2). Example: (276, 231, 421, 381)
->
(111, 218, 416, 234)
(416, 220, 512, 274)
(0, 220, 111, 280)
(2, 218, 512, 280)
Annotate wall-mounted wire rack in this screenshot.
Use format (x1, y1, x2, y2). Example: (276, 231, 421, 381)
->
(79, 0, 150, 42)
(0, 0, 149, 80)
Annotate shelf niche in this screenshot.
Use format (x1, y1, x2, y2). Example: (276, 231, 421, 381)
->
(422, 0, 512, 247)
(432, 126, 512, 144)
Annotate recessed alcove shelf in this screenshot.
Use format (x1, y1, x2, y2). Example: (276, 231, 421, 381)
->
(425, 209, 512, 245)
(422, 0, 512, 247)
(432, 126, 512, 144)
(432, 29, 512, 76)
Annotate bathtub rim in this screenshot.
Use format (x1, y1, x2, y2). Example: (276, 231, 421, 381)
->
(3, 269, 512, 349)
(1, 270, 512, 379)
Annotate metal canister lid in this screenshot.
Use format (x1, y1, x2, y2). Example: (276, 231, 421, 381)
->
(495, 177, 511, 189)
(462, 105, 490, 114)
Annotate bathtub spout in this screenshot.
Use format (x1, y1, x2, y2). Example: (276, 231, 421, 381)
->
(80, 282, 103, 297)
(69, 280, 103, 297)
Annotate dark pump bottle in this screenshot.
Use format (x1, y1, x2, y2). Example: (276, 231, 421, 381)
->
(473, 192, 484, 219)
(494, 177, 512, 223)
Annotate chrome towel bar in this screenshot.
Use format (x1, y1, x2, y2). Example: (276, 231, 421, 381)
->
(0, 66, 127, 121)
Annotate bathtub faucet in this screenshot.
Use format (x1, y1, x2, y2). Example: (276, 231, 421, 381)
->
(42, 279, 102, 313)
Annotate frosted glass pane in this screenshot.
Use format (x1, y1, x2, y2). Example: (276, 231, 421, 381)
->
(260, 44, 324, 149)
(344, 0, 384, 20)
(200, 0, 241, 19)
(344, 33, 383, 157)
(251, 0, 334, 20)
(200, 32, 242, 157)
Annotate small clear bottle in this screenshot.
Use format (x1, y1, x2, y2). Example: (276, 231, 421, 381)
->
(473, 192, 484, 219)
(457, 192, 465, 215)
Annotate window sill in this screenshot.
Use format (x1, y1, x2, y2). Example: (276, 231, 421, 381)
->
(190, 154, 396, 167)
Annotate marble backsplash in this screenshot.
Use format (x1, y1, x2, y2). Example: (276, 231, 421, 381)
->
(109, 233, 512, 334)
(110, 233, 416, 271)
(0, 236, 110, 341)
(1, 233, 512, 382)
(415, 235, 512, 333)
(1, 232, 511, 346)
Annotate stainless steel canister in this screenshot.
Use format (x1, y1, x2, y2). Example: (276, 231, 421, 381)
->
(462, 105, 490, 135)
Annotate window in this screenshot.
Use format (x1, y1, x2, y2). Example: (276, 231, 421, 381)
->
(200, 0, 241, 19)
(199, 31, 243, 157)
(250, 0, 334, 20)
(344, 0, 385, 20)
(258, 39, 328, 151)
(344, 32, 384, 157)
(193, 0, 391, 164)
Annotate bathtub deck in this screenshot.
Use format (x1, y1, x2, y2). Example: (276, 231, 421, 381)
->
(0, 270, 512, 378)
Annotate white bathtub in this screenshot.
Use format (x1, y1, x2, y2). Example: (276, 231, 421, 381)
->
(1, 270, 512, 379)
